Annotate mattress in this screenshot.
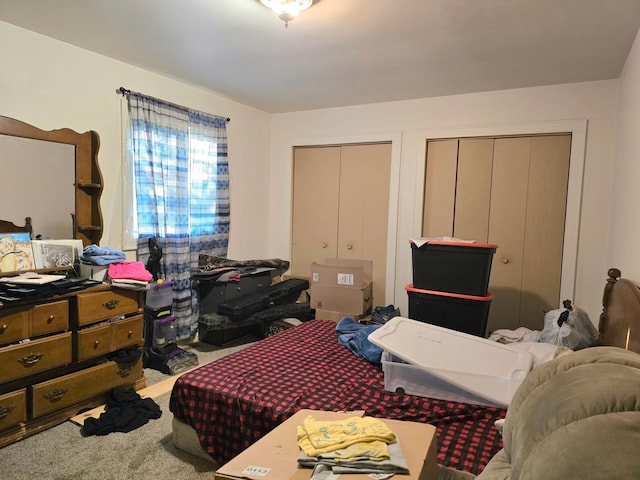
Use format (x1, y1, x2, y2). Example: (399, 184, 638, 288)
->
(169, 319, 505, 475)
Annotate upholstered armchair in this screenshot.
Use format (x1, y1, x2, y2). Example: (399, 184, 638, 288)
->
(439, 346, 640, 480)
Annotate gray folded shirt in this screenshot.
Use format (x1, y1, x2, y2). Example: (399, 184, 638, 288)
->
(298, 436, 410, 475)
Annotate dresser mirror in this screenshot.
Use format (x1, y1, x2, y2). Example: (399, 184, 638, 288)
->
(0, 115, 103, 249)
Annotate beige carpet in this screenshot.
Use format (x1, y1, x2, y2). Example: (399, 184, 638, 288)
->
(0, 337, 256, 480)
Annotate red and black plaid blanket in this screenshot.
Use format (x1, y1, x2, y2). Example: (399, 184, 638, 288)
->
(169, 319, 505, 474)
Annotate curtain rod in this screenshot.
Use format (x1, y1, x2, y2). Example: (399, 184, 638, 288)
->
(118, 87, 231, 122)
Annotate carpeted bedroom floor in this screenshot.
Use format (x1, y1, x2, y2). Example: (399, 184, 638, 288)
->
(0, 336, 257, 480)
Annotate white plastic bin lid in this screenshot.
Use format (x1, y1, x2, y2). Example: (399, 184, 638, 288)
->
(368, 317, 533, 406)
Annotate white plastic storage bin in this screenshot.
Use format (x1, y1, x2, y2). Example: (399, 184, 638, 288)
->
(368, 317, 533, 407)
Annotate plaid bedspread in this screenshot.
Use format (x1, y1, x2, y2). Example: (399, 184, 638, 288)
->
(169, 319, 505, 475)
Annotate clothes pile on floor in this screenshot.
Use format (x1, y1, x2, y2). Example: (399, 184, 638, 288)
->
(82, 386, 161, 436)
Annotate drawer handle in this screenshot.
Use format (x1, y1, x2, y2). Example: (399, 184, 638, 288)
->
(18, 352, 44, 367)
(0, 324, 7, 332)
(103, 299, 120, 310)
(47, 314, 55, 324)
(117, 366, 133, 377)
(0, 404, 15, 420)
(128, 330, 133, 338)
(94, 340, 100, 348)
(44, 388, 68, 403)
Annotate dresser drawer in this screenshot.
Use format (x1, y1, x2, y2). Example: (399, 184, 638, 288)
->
(76, 289, 141, 327)
(0, 332, 72, 384)
(31, 300, 69, 337)
(0, 308, 29, 347)
(76, 324, 112, 361)
(76, 314, 143, 362)
(114, 315, 144, 349)
(32, 358, 143, 417)
(0, 389, 26, 431)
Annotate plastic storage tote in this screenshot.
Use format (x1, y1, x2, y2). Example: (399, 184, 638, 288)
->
(410, 240, 497, 296)
(406, 283, 492, 337)
(368, 317, 533, 407)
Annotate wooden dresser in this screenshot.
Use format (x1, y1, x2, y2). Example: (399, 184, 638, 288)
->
(0, 284, 146, 447)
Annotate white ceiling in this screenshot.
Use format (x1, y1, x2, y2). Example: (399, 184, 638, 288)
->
(2, 0, 640, 113)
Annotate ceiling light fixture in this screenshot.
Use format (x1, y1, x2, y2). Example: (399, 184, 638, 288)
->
(260, 0, 314, 28)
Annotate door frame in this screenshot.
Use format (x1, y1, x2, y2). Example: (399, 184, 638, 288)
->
(285, 132, 403, 305)
(415, 119, 587, 305)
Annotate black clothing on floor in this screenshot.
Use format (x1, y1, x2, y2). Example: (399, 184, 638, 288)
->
(83, 386, 161, 436)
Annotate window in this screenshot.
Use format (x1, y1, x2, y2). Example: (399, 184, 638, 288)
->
(121, 90, 230, 339)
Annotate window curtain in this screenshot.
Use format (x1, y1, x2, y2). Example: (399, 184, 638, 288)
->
(126, 92, 230, 339)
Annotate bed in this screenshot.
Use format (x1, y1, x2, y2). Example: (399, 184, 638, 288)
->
(169, 267, 640, 475)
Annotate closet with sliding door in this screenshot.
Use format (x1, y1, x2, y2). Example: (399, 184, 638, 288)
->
(290, 143, 392, 307)
(422, 134, 571, 333)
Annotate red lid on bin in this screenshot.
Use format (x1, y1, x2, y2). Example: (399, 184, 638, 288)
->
(405, 284, 493, 301)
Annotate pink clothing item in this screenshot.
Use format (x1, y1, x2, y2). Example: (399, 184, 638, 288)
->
(108, 261, 153, 281)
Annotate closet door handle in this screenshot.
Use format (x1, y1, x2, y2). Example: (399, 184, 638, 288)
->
(346, 244, 353, 250)
(321, 242, 328, 248)
(502, 257, 510, 264)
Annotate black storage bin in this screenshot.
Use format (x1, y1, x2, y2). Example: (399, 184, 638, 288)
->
(217, 278, 309, 321)
(406, 284, 492, 337)
(411, 240, 497, 296)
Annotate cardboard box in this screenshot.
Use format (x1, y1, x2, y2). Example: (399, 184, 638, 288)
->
(214, 409, 438, 480)
(315, 309, 369, 322)
(309, 259, 373, 315)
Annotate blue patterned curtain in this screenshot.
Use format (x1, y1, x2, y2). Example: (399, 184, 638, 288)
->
(126, 92, 230, 339)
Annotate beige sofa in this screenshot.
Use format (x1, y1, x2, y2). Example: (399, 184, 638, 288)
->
(439, 346, 640, 480)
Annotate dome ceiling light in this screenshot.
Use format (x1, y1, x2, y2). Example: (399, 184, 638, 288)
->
(260, 0, 314, 27)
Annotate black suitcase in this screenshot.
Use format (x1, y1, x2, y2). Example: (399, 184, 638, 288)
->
(197, 269, 274, 315)
(216, 278, 309, 320)
(199, 301, 314, 346)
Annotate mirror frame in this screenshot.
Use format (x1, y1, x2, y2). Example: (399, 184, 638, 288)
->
(0, 115, 103, 246)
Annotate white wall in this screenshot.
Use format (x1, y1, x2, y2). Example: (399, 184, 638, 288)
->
(610, 29, 640, 279)
(269, 82, 619, 322)
(0, 21, 272, 260)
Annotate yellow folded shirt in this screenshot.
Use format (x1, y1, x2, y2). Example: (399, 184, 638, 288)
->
(297, 415, 396, 457)
(316, 440, 391, 462)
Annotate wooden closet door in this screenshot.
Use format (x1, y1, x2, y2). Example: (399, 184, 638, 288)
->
(454, 138, 493, 242)
(422, 139, 457, 237)
(487, 137, 531, 332)
(487, 135, 571, 332)
(290, 147, 340, 278)
(291, 143, 392, 307)
(519, 135, 570, 328)
(339, 143, 391, 306)
(422, 134, 571, 334)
